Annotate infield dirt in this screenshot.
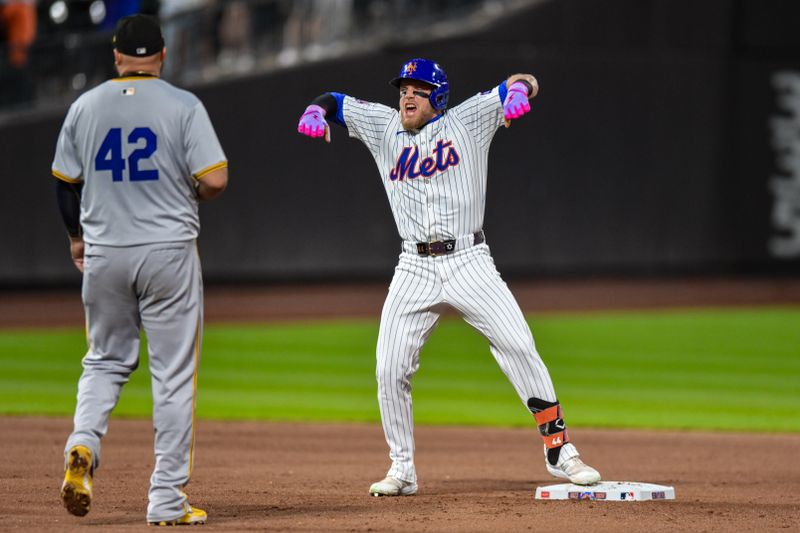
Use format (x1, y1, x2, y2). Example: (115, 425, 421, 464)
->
(3, 417, 800, 532)
(1, 278, 799, 531)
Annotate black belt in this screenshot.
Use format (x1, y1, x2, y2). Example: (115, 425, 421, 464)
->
(416, 231, 485, 256)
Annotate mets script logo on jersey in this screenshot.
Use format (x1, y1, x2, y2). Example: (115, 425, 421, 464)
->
(389, 139, 460, 181)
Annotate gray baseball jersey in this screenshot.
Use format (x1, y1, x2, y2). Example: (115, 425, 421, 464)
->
(53, 74, 225, 523)
(334, 83, 577, 485)
(52, 76, 226, 245)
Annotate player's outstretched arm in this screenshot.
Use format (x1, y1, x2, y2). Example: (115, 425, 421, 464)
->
(297, 93, 338, 143)
(503, 74, 538, 124)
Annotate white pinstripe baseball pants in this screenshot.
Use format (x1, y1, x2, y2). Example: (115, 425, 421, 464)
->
(376, 241, 563, 484)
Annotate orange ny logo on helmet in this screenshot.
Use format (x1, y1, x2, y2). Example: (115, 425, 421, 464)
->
(405, 62, 417, 75)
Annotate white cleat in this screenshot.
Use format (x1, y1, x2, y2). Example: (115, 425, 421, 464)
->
(547, 456, 601, 485)
(369, 476, 418, 496)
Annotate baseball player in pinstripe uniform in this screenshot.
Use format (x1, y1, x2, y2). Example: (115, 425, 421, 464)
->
(297, 58, 601, 496)
(52, 15, 227, 525)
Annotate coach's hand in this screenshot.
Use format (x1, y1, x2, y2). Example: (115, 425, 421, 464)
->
(503, 81, 531, 121)
(297, 105, 330, 143)
(69, 236, 84, 273)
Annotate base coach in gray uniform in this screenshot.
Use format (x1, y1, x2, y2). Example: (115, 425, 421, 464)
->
(52, 15, 228, 526)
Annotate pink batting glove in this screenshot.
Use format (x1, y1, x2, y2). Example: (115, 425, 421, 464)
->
(503, 81, 531, 121)
(297, 104, 330, 142)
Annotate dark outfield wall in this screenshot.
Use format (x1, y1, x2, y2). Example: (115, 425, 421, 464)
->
(2, 0, 799, 286)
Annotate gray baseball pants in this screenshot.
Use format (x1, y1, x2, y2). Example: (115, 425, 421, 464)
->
(64, 240, 203, 522)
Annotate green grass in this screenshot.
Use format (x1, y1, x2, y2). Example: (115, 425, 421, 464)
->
(0, 307, 798, 432)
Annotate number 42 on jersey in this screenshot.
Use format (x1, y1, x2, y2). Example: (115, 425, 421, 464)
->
(95, 127, 159, 182)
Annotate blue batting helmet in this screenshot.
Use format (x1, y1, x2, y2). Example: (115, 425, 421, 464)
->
(389, 58, 449, 111)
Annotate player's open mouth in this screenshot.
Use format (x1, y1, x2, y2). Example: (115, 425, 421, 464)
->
(404, 103, 417, 116)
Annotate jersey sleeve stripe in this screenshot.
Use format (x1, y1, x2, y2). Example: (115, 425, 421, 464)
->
(329, 92, 347, 126)
(52, 169, 82, 183)
(111, 76, 159, 82)
(497, 81, 508, 104)
(193, 161, 228, 180)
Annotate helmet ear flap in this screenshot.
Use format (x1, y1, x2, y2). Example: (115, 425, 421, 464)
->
(430, 82, 449, 112)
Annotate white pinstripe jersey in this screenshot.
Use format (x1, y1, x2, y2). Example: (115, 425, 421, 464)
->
(339, 83, 508, 243)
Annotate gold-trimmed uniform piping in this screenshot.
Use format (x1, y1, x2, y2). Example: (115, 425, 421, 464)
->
(52, 169, 82, 184)
(111, 76, 159, 82)
(192, 161, 227, 180)
(189, 317, 200, 477)
(188, 241, 201, 478)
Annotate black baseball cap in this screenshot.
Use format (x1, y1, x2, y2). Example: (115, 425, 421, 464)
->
(113, 14, 164, 57)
